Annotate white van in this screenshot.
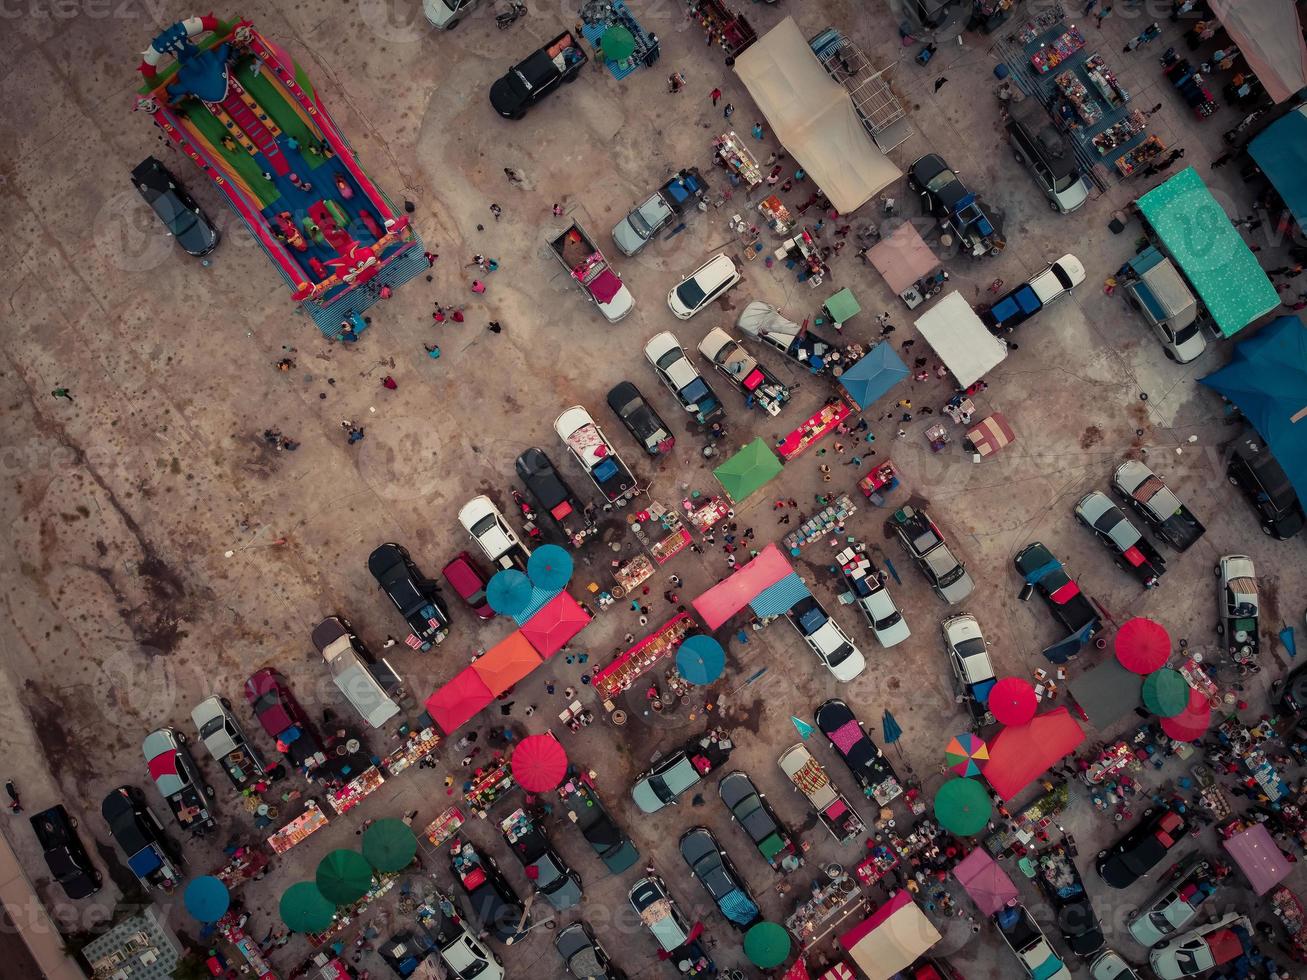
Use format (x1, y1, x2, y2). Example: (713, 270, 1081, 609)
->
(312, 617, 403, 728)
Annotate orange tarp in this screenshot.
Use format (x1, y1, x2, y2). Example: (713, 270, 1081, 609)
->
(472, 631, 543, 696)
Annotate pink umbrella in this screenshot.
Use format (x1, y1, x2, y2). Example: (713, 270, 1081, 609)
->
(510, 733, 568, 792)
(1115, 617, 1171, 674)
(1160, 688, 1212, 742)
(989, 677, 1037, 726)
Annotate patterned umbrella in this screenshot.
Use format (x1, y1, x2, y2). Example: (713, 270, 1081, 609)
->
(945, 733, 989, 777)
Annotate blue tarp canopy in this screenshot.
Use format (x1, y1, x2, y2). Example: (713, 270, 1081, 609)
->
(749, 573, 810, 617)
(1200, 316, 1307, 503)
(720, 888, 760, 925)
(838, 342, 908, 409)
(1248, 106, 1307, 230)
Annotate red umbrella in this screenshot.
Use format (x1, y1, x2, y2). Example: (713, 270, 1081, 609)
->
(510, 733, 568, 791)
(989, 677, 1037, 726)
(1115, 617, 1171, 674)
(1160, 687, 1212, 742)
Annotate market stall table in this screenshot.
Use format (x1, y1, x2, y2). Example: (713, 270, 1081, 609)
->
(382, 727, 441, 777)
(1084, 53, 1129, 107)
(268, 800, 329, 854)
(593, 612, 697, 699)
(786, 870, 867, 951)
(783, 494, 856, 552)
(858, 459, 900, 501)
(213, 845, 270, 889)
(686, 0, 756, 58)
(307, 877, 396, 948)
(326, 765, 385, 815)
(1271, 886, 1307, 961)
(1055, 68, 1102, 126)
(1116, 134, 1165, 176)
(855, 844, 899, 887)
(611, 554, 654, 597)
(423, 807, 465, 847)
(684, 496, 731, 534)
(465, 758, 515, 817)
(758, 194, 794, 235)
(714, 130, 762, 187)
(777, 399, 852, 460)
(1092, 109, 1146, 156)
(1031, 27, 1086, 73)
(775, 230, 824, 281)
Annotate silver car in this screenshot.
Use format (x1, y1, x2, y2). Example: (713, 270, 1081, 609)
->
(632, 750, 700, 813)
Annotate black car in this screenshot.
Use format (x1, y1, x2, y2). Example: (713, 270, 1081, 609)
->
(490, 29, 587, 119)
(1033, 842, 1104, 957)
(130, 156, 219, 256)
(515, 448, 592, 537)
(1226, 433, 1305, 540)
(29, 804, 101, 899)
(1014, 542, 1101, 640)
(1096, 807, 1191, 888)
(908, 153, 1000, 254)
(678, 827, 760, 930)
(450, 839, 528, 944)
(558, 771, 639, 873)
(606, 381, 675, 456)
(367, 543, 451, 650)
(101, 786, 182, 891)
(555, 922, 627, 980)
(814, 699, 901, 803)
(718, 771, 798, 871)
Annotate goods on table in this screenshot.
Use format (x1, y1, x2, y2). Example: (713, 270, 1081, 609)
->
(1162, 51, 1217, 118)
(685, 496, 731, 534)
(613, 554, 655, 595)
(1054, 69, 1101, 125)
(984, 781, 1069, 855)
(1271, 886, 1307, 960)
(1191, 764, 1233, 820)
(267, 800, 329, 854)
(1116, 134, 1166, 176)
(891, 818, 962, 876)
(307, 877, 395, 948)
(651, 528, 691, 564)
(1031, 28, 1085, 73)
(500, 807, 536, 844)
(785, 870, 866, 950)
(465, 759, 515, 816)
(593, 612, 697, 698)
(327, 765, 385, 815)
(1081, 741, 1141, 785)
(758, 195, 794, 234)
(686, 0, 756, 58)
(714, 131, 762, 187)
(1015, 4, 1067, 45)
(213, 845, 270, 889)
(856, 843, 899, 886)
(1084, 53, 1129, 107)
(423, 807, 465, 847)
(783, 494, 856, 552)
(1092, 110, 1146, 155)
(777, 400, 852, 460)
(382, 727, 441, 777)
(858, 459, 900, 501)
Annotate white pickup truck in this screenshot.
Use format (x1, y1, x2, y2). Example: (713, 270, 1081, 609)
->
(778, 743, 864, 843)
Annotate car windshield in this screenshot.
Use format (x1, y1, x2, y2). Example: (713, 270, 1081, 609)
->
(656, 349, 683, 371)
(925, 168, 958, 194)
(1173, 321, 1203, 345)
(628, 208, 653, 237)
(1051, 264, 1074, 290)
(648, 775, 674, 803)
(676, 278, 707, 310)
(827, 642, 856, 667)
(470, 514, 499, 537)
(618, 395, 643, 419)
(874, 610, 902, 631)
(954, 637, 986, 659)
(1052, 171, 1081, 193)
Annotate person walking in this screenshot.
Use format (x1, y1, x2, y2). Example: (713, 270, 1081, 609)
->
(751, 121, 764, 140)
(424, 344, 441, 359)
(504, 167, 524, 183)
(489, 203, 502, 221)
(1143, 103, 1163, 118)
(471, 280, 486, 294)
(710, 86, 722, 106)
(51, 387, 73, 401)
(1095, 5, 1112, 28)
(487, 321, 502, 334)
(723, 102, 734, 119)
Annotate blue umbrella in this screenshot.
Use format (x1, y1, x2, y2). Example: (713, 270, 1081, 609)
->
(882, 709, 903, 744)
(527, 544, 573, 591)
(486, 569, 533, 616)
(676, 635, 725, 685)
(184, 875, 230, 923)
(791, 716, 814, 739)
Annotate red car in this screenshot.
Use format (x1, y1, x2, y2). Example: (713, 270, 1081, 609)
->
(442, 551, 494, 620)
(244, 668, 322, 771)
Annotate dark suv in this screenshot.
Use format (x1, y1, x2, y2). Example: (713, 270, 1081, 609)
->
(130, 156, 219, 256)
(1006, 102, 1090, 213)
(1226, 433, 1304, 539)
(30, 804, 101, 899)
(367, 542, 451, 649)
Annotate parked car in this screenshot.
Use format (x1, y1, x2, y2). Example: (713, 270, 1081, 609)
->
(555, 405, 636, 506)
(450, 838, 528, 944)
(1074, 491, 1167, 588)
(1096, 807, 1191, 888)
(458, 496, 531, 573)
(1112, 459, 1205, 551)
(697, 327, 791, 415)
(558, 772, 639, 873)
(1014, 542, 1101, 641)
(142, 727, 216, 836)
(367, 542, 451, 649)
(555, 922, 626, 980)
(489, 30, 586, 119)
(908, 153, 1002, 257)
(644, 331, 724, 424)
(837, 546, 910, 647)
(130, 156, 219, 256)
(244, 667, 323, 772)
(995, 904, 1073, 980)
(942, 614, 997, 726)
(667, 252, 740, 319)
(1033, 841, 1103, 957)
(441, 551, 494, 620)
(718, 771, 800, 872)
(1127, 854, 1226, 948)
(1089, 949, 1142, 980)
(101, 785, 182, 891)
(190, 695, 269, 790)
(784, 594, 866, 681)
(679, 827, 760, 930)
(1149, 913, 1253, 980)
(312, 615, 403, 729)
(814, 699, 901, 803)
(498, 807, 582, 910)
(612, 168, 706, 256)
(548, 221, 634, 323)
(1006, 101, 1091, 213)
(632, 750, 701, 813)
(515, 447, 594, 546)
(29, 804, 101, 899)
(1121, 246, 1205, 363)
(422, 0, 480, 30)
(1215, 555, 1259, 663)
(981, 254, 1086, 334)
(1225, 432, 1305, 539)
(891, 505, 974, 602)
(606, 381, 675, 456)
(629, 875, 695, 959)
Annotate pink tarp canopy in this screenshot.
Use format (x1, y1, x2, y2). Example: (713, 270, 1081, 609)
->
(868, 222, 939, 295)
(1223, 822, 1292, 895)
(472, 631, 543, 695)
(952, 848, 1018, 916)
(983, 707, 1086, 801)
(425, 667, 495, 735)
(838, 890, 941, 980)
(693, 543, 793, 630)
(520, 591, 591, 658)
(1210, 0, 1307, 104)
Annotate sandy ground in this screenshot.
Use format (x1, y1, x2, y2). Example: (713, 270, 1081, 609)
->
(1, 0, 1306, 977)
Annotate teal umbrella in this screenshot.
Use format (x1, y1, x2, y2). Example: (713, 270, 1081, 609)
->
(184, 875, 229, 923)
(790, 716, 814, 739)
(487, 569, 533, 616)
(316, 849, 373, 906)
(527, 544, 573, 590)
(677, 635, 726, 685)
(934, 777, 993, 836)
(280, 882, 336, 933)
(743, 921, 791, 968)
(882, 709, 903, 744)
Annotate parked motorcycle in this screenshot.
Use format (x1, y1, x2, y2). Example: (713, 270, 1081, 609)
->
(5, 780, 20, 814)
(495, 0, 526, 29)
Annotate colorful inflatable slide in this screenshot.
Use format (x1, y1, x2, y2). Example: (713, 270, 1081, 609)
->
(135, 16, 426, 335)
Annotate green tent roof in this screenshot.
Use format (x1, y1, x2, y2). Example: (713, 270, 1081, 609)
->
(824, 287, 861, 324)
(714, 437, 783, 503)
(280, 881, 336, 933)
(1136, 168, 1278, 337)
(744, 921, 792, 968)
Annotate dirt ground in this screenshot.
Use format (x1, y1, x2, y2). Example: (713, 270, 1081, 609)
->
(2, 0, 1306, 977)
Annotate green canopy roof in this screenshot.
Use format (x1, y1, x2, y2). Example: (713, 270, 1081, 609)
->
(824, 287, 861, 324)
(280, 881, 336, 933)
(714, 437, 783, 503)
(362, 818, 418, 873)
(316, 849, 374, 906)
(1136, 168, 1278, 337)
(933, 777, 993, 835)
(744, 921, 792, 968)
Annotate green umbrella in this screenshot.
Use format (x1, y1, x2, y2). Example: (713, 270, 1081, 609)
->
(279, 881, 336, 933)
(600, 25, 635, 62)
(1142, 667, 1190, 717)
(933, 777, 993, 836)
(743, 921, 791, 968)
(316, 849, 374, 906)
(362, 818, 419, 873)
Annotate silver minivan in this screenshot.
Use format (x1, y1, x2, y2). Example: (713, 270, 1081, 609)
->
(1007, 103, 1090, 213)
(312, 616, 403, 728)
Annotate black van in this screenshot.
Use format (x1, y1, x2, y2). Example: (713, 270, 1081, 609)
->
(1227, 432, 1305, 539)
(1006, 103, 1090, 213)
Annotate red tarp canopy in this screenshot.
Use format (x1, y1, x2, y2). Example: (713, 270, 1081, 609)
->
(520, 591, 591, 658)
(693, 543, 793, 630)
(472, 631, 543, 696)
(425, 667, 495, 735)
(1115, 617, 1171, 674)
(984, 707, 1086, 801)
(511, 733, 568, 792)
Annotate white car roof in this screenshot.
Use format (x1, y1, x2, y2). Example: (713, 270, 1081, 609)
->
(809, 619, 849, 656)
(859, 587, 897, 619)
(691, 252, 737, 287)
(646, 334, 701, 389)
(554, 405, 595, 440)
(458, 495, 496, 534)
(191, 697, 239, 759)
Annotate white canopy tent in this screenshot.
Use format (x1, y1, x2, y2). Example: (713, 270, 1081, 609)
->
(734, 17, 901, 214)
(1210, 0, 1307, 104)
(914, 291, 1008, 387)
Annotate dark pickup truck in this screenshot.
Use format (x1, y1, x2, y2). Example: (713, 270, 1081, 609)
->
(1014, 542, 1101, 661)
(490, 30, 587, 119)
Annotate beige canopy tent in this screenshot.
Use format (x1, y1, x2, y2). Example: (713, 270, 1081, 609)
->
(914, 291, 1008, 388)
(838, 891, 941, 980)
(735, 17, 901, 214)
(1210, 0, 1307, 104)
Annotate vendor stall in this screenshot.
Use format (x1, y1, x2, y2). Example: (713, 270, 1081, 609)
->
(213, 845, 270, 890)
(612, 554, 655, 597)
(382, 727, 441, 777)
(1115, 133, 1165, 177)
(465, 758, 515, 817)
(1271, 886, 1307, 961)
(714, 131, 763, 187)
(786, 870, 867, 951)
(783, 494, 856, 552)
(687, 0, 756, 59)
(593, 612, 697, 699)
(326, 766, 385, 815)
(777, 399, 852, 460)
(579, 0, 659, 80)
(775, 229, 825, 282)
(1084, 53, 1129, 108)
(758, 194, 795, 235)
(1092, 110, 1147, 156)
(867, 222, 946, 309)
(839, 890, 941, 980)
(268, 800, 329, 854)
(423, 807, 465, 847)
(1222, 820, 1293, 895)
(1031, 27, 1086, 74)
(953, 847, 1018, 915)
(307, 876, 396, 948)
(914, 292, 1008, 388)
(963, 414, 1016, 459)
(858, 459, 900, 503)
(983, 781, 1070, 856)
(685, 495, 731, 534)
(651, 528, 691, 565)
(1055, 69, 1102, 126)
(856, 843, 900, 888)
